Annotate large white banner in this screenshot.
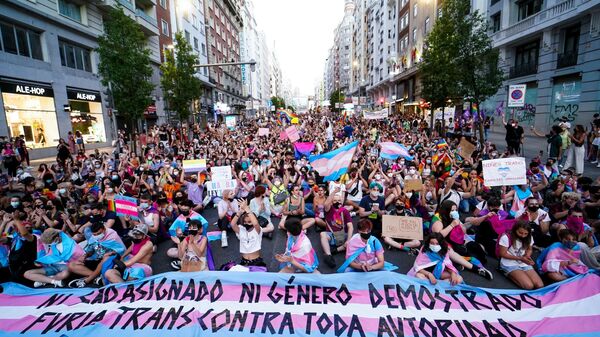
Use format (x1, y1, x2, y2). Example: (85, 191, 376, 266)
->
(482, 157, 527, 187)
(363, 108, 389, 120)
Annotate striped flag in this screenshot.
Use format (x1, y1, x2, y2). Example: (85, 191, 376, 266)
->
(309, 141, 358, 182)
(437, 138, 449, 149)
(379, 142, 414, 160)
(114, 195, 139, 220)
(294, 142, 315, 159)
(182, 159, 206, 174)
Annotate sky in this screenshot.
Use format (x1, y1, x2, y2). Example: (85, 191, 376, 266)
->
(251, 0, 346, 97)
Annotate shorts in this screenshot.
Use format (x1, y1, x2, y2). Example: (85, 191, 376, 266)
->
(44, 264, 68, 276)
(500, 264, 533, 275)
(327, 232, 347, 247)
(84, 260, 101, 271)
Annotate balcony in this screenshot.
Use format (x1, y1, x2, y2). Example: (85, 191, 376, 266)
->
(491, 0, 593, 46)
(135, 8, 158, 36)
(557, 51, 578, 68)
(509, 62, 538, 78)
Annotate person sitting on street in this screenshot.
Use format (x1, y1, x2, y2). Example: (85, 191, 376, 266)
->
(104, 224, 153, 283)
(231, 199, 273, 269)
(338, 219, 395, 272)
(408, 232, 462, 285)
(178, 220, 208, 272)
(276, 218, 319, 273)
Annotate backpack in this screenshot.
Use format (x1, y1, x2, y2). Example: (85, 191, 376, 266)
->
(271, 185, 289, 205)
(495, 231, 512, 259)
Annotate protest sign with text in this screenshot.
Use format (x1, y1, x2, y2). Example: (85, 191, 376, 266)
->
(206, 179, 237, 197)
(382, 215, 423, 240)
(403, 179, 423, 192)
(482, 157, 527, 187)
(285, 126, 300, 143)
(211, 166, 233, 181)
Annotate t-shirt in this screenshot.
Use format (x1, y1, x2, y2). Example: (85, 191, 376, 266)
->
(359, 195, 385, 220)
(499, 233, 533, 268)
(325, 207, 352, 232)
(236, 226, 262, 254)
(185, 181, 204, 205)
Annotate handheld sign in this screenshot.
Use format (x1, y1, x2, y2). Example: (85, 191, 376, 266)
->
(403, 179, 423, 192)
(211, 166, 233, 181)
(382, 215, 423, 240)
(285, 125, 300, 143)
(182, 159, 206, 174)
(482, 157, 527, 187)
(459, 138, 476, 160)
(258, 128, 269, 136)
(206, 179, 237, 197)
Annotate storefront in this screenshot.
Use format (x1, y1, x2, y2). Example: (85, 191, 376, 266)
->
(0, 79, 60, 149)
(67, 88, 106, 144)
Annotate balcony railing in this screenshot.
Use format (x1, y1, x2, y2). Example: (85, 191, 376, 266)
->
(509, 62, 538, 78)
(557, 51, 578, 68)
(492, 0, 589, 44)
(136, 8, 157, 26)
(117, 0, 134, 10)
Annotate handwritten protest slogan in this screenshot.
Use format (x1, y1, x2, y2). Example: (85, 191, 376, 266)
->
(459, 139, 476, 160)
(482, 157, 527, 187)
(3, 271, 600, 337)
(382, 215, 423, 240)
(403, 179, 423, 192)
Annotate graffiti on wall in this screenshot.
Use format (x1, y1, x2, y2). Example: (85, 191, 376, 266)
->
(550, 80, 581, 123)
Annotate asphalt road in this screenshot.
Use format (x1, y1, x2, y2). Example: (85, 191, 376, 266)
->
(151, 207, 519, 290)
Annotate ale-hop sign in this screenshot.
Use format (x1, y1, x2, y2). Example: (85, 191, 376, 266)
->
(482, 157, 527, 187)
(3, 271, 600, 337)
(382, 215, 423, 240)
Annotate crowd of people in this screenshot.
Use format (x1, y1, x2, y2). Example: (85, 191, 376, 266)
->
(0, 109, 599, 291)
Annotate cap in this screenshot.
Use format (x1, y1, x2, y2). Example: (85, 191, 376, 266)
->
(129, 224, 148, 237)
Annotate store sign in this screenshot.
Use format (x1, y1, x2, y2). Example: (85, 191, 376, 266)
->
(0, 81, 54, 97)
(67, 89, 102, 102)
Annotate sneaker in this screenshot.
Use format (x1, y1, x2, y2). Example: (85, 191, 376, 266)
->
(93, 276, 103, 286)
(33, 281, 46, 288)
(324, 254, 336, 268)
(202, 195, 212, 207)
(68, 278, 88, 288)
(477, 267, 494, 280)
(171, 260, 181, 270)
(51, 280, 64, 288)
(221, 231, 228, 248)
(591, 160, 598, 164)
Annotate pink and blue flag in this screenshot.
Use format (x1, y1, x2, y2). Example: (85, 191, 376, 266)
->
(294, 142, 315, 159)
(379, 142, 413, 160)
(309, 141, 358, 182)
(113, 195, 139, 220)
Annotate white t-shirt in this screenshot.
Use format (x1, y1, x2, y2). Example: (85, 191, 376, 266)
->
(499, 233, 534, 268)
(326, 126, 334, 141)
(347, 180, 363, 202)
(236, 226, 262, 254)
(440, 189, 464, 207)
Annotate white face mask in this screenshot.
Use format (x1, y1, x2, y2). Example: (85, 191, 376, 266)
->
(429, 244, 442, 253)
(92, 233, 105, 241)
(450, 210, 460, 220)
(409, 169, 416, 174)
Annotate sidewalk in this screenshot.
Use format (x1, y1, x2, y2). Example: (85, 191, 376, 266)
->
(28, 146, 114, 171)
(486, 129, 600, 177)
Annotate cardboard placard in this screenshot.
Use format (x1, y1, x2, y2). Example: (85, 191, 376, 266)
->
(211, 165, 232, 181)
(285, 125, 300, 143)
(459, 139, 476, 159)
(382, 215, 423, 240)
(404, 179, 423, 192)
(258, 128, 269, 136)
(182, 159, 207, 173)
(482, 157, 527, 187)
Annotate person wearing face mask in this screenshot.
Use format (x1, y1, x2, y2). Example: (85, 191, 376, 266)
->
(24, 228, 84, 288)
(276, 218, 319, 273)
(537, 228, 588, 283)
(409, 233, 462, 285)
(181, 172, 204, 213)
(4, 212, 37, 284)
(431, 200, 493, 280)
(6, 196, 23, 213)
(502, 113, 524, 155)
(358, 182, 386, 239)
(68, 221, 125, 288)
(134, 194, 160, 238)
(167, 200, 208, 270)
(337, 219, 394, 273)
(265, 175, 288, 217)
(497, 221, 543, 290)
(177, 220, 207, 272)
(217, 189, 240, 247)
(318, 191, 354, 268)
(104, 224, 154, 283)
(231, 200, 272, 269)
(514, 197, 552, 248)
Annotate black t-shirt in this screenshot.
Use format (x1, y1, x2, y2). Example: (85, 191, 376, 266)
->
(505, 124, 524, 142)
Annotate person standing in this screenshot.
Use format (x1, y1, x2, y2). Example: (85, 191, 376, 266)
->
(563, 124, 586, 175)
(502, 113, 524, 155)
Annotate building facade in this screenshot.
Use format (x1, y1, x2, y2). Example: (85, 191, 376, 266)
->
(204, 0, 244, 115)
(485, 0, 600, 128)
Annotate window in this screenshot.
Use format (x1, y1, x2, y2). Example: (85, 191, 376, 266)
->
(159, 0, 167, 8)
(0, 21, 43, 60)
(491, 0, 500, 5)
(518, 0, 542, 21)
(58, 0, 82, 23)
(491, 13, 501, 32)
(192, 14, 198, 28)
(184, 30, 190, 42)
(400, 13, 408, 30)
(161, 19, 169, 36)
(424, 17, 430, 35)
(59, 39, 92, 72)
(412, 28, 417, 43)
(563, 25, 580, 54)
(193, 37, 199, 50)
(413, 3, 418, 17)
(201, 43, 206, 55)
(515, 40, 539, 67)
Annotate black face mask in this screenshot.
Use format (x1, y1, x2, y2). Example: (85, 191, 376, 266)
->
(528, 205, 539, 212)
(180, 210, 190, 216)
(132, 238, 143, 244)
(360, 232, 371, 240)
(333, 202, 341, 209)
(243, 224, 254, 230)
(188, 229, 199, 236)
(489, 208, 500, 213)
(67, 208, 77, 214)
(44, 205, 53, 211)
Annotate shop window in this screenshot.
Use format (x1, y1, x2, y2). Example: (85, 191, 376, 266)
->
(59, 39, 92, 72)
(0, 20, 43, 60)
(58, 0, 82, 23)
(69, 99, 106, 143)
(2, 92, 59, 149)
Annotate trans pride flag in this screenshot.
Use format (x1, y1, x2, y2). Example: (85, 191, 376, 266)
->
(379, 142, 413, 160)
(113, 195, 139, 220)
(309, 141, 358, 182)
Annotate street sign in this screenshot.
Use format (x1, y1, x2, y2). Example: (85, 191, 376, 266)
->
(508, 84, 527, 108)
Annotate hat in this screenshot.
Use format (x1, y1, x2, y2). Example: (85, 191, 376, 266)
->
(129, 224, 148, 237)
(559, 122, 571, 129)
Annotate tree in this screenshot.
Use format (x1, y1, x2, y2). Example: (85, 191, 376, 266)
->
(270, 96, 286, 109)
(329, 89, 345, 112)
(160, 32, 203, 126)
(97, 7, 154, 136)
(419, 0, 463, 129)
(286, 105, 295, 113)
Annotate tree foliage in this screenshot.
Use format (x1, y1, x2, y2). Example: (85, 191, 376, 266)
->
(271, 96, 286, 109)
(160, 32, 203, 123)
(329, 89, 345, 112)
(97, 7, 154, 130)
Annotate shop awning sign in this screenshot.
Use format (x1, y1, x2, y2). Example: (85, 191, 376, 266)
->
(67, 88, 102, 102)
(0, 81, 53, 97)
